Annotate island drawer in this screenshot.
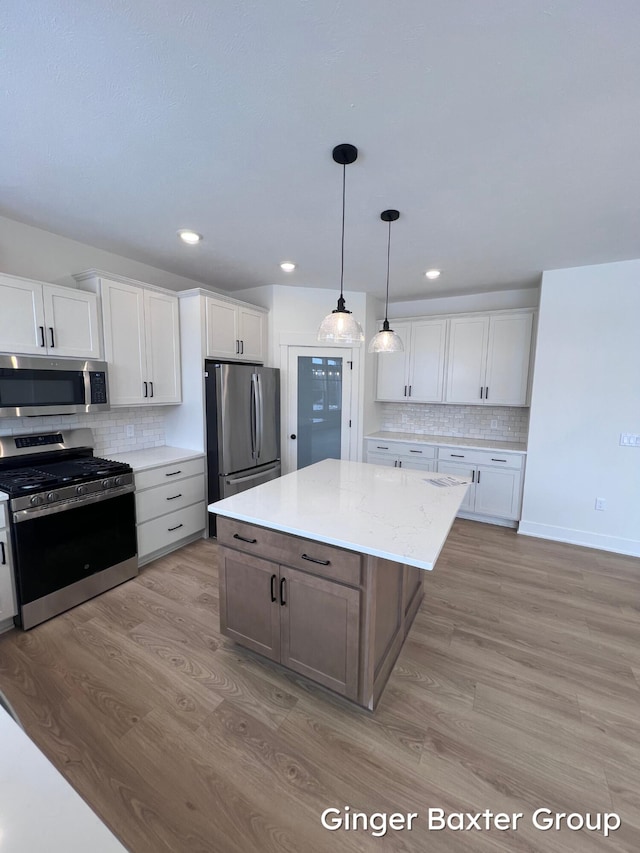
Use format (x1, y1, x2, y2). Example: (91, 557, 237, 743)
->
(134, 457, 205, 492)
(216, 517, 361, 586)
(437, 447, 524, 468)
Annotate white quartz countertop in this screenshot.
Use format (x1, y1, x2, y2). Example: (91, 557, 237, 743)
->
(209, 458, 469, 571)
(366, 431, 527, 454)
(105, 445, 204, 471)
(0, 708, 128, 852)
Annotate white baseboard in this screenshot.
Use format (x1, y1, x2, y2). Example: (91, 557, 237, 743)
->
(518, 521, 640, 558)
(0, 617, 15, 635)
(457, 511, 517, 529)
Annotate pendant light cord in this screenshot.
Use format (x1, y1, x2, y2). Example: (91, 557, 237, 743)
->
(340, 162, 346, 300)
(384, 219, 391, 322)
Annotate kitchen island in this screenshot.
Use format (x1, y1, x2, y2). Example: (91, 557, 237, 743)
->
(209, 458, 468, 709)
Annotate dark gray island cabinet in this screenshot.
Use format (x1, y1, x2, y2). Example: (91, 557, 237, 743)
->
(210, 459, 468, 710)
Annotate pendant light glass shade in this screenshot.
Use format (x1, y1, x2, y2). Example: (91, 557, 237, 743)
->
(368, 209, 404, 354)
(317, 144, 364, 344)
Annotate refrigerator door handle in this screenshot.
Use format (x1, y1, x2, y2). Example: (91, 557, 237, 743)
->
(256, 372, 264, 459)
(250, 373, 259, 459)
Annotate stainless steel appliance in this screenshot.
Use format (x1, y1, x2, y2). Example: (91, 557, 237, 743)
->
(0, 355, 109, 417)
(205, 361, 280, 535)
(0, 429, 137, 629)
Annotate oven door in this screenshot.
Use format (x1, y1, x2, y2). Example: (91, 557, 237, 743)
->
(11, 488, 137, 629)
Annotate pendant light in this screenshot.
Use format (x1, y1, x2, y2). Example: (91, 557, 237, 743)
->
(368, 209, 404, 353)
(317, 144, 364, 344)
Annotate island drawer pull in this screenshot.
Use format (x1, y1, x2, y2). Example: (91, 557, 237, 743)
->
(280, 577, 287, 606)
(166, 493, 182, 501)
(168, 523, 183, 532)
(450, 453, 465, 458)
(491, 458, 507, 463)
(165, 470, 182, 477)
(234, 533, 258, 544)
(301, 553, 331, 566)
(270, 574, 277, 603)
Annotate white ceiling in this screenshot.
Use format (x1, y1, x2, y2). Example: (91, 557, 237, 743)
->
(2, 1, 640, 300)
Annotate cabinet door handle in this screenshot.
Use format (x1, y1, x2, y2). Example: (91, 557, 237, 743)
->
(477, 470, 481, 484)
(168, 523, 184, 532)
(450, 453, 465, 458)
(485, 386, 489, 400)
(301, 553, 331, 566)
(143, 381, 148, 398)
(408, 385, 412, 396)
(166, 493, 182, 501)
(149, 381, 154, 398)
(280, 577, 287, 606)
(233, 532, 257, 544)
(0, 541, 5, 565)
(472, 470, 475, 483)
(404, 385, 407, 397)
(491, 458, 507, 463)
(480, 386, 484, 399)
(270, 573, 277, 603)
(398, 460, 402, 467)
(240, 340, 244, 354)
(39, 326, 46, 347)
(235, 340, 240, 354)
(49, 327, 55, 348)
(394, 460, 397, 467)
(165, 470, 182, 477)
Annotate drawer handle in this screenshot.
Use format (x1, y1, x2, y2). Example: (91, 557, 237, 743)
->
(166, 493, 182, 501)
(280, 577, 287, 606)
(450, 454, 465, 458)
(376, 445, 389, 450)
(233, 533, 257, 544)
(409, 450, 422, 453)
(270, 573, 277, 603)
(491, 458, 507, 463)
(168, 523, 184, 532)
(165, 470, 182, 477)
(301, 553, 331, 566)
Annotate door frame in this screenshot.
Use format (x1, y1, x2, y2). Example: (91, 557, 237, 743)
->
(279, 333, 362, 475)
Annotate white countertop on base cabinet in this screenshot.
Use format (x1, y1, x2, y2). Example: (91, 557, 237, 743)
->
(105, 445, 204, 471)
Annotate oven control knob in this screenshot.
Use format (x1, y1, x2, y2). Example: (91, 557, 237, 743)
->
(76, 485, 87, 496)
(101, 478, 113, 489)
(114, 476, 123, 487)
(47, 492, 59, 502)
(30, 495, 43, 506)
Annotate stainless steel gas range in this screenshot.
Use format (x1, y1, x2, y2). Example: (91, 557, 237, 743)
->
(0, 429, 137, 629)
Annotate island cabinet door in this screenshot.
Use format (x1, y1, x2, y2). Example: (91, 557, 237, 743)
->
(279, 567, 360, 701)
(218, 548, 280, 661)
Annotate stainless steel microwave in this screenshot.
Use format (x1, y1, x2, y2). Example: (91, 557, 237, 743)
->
(0, 355, 110, 417)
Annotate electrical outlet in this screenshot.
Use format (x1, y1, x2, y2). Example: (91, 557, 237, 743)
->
(126, 424, 135, 438)
(490, 420, 498, 429)
(620, 433, 640, 446)
(595, 497, 606, 511)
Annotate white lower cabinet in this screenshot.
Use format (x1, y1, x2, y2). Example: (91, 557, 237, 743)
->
(0, 511, 17, 626)
(134, 457, 206, 564)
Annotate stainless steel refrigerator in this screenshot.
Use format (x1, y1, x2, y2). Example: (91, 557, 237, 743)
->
(205, 361, 281, 535)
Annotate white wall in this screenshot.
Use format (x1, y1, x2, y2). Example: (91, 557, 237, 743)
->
(0, 215, 210, 291)
(389, 286, 539, 318)
(520, 259, 640, 557)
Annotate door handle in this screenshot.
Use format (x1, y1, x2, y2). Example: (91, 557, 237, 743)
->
(49, 327, 55, 348)
(408, 385, 412, 396)
(39, 326, 46, 347)
(290, 434, 297, 439)
(480, 386, 483, 399)
(404, 385, 407, 397)
(233, 532, 257, 544)
(270, 573, 277, 603)
(485, 386, 489, 400)
(240, 340, 244, 355)
(301, 553, 331, 566)
(279, 577, 287, 606)
(472, 470, 475, 483)
(235, 340, 239, 354)
(149, 381, 154, 398)
(143, 381, 148, 398)
(477, 470, 481, 484)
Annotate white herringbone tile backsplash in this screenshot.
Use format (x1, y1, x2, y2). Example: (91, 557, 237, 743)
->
(379, 403, 529, 443)
(0, 408, 167, 456)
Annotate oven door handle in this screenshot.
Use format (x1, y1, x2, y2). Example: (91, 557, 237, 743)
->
(12, 483, 135, 523)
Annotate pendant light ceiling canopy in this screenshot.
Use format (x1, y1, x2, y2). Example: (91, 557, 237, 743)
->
(368, 209, 404, 354)
(317, 144, 364, 344)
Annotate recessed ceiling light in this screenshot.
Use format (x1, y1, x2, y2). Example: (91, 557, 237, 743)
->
(280, 262, 296, 272)
(425, 269, 441, 280)
(178, 229, 202, 245)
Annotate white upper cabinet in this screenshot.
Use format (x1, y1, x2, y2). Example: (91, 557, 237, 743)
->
(0, 273, 100, 358)
(91, 275, 181, 406)
(445, 310, 534, 406)
(205, 295, 267, 363)
(375, 319, 447, 403)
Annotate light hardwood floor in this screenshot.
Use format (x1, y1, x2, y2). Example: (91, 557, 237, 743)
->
(1, 519, 639, 852)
